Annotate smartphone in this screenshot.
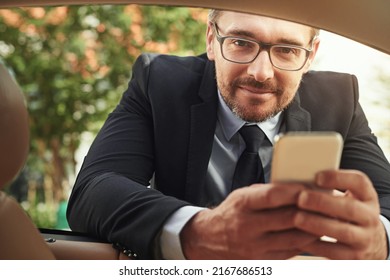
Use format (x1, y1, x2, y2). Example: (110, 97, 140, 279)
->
(270, 132, 343, 183)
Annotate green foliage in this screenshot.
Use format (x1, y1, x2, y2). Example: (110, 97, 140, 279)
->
(141, 6, 207, 54)
(0, 5, 208, 226)
(22, 201, 57, 229)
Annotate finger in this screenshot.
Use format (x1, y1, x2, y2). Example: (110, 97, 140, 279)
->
(315, 170, 378, 202)
(294, 210, 368, 248)
(298, 190, 379, 225)
(250, 207, 311, 232)
(236, 183, 307, 210)
(300, 240, 358, 259)
(244, 230, 318, 259)
(224, 207, 304, 241)
(261, 229, 319, 251)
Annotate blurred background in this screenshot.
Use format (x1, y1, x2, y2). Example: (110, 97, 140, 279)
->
(0, 5, 389, 230)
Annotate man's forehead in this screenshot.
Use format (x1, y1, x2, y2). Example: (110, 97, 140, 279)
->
(217, 11, 312, 44)
(218, 11, 310, 29)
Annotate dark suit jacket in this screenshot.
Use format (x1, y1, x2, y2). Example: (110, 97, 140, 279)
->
(67, 53, 390, 259)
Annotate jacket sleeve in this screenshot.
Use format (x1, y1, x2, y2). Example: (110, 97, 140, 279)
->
(340, 75, 390, 220)
(300, 72, 390, 220)
(66, 54, 190, 259)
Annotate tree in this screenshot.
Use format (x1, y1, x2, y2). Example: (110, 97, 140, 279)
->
(0, 5, 208, 214)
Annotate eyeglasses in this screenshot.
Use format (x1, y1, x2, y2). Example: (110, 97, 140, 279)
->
(211, 23, 316, 71)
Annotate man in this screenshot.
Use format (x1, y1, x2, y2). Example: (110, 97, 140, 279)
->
(67, 10, 390, 259)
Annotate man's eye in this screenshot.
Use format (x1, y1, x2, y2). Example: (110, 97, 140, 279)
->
(279, 47, 293, 53)
(275, 47, 301, 56)
(226, 38, 254, 49)
(233, 39, 251, 47)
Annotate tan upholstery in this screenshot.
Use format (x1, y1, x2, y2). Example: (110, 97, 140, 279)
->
(0, 63, 55, 259)
(0, 192, 56, 259)
(0, 62, 130, 260)
(0, 64, 29, 187)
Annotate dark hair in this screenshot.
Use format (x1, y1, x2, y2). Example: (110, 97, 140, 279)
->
(208, 9, 320, 37)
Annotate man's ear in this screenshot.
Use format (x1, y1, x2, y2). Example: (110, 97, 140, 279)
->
(206, 23, 215, 61)
(303, 37, 321, 73)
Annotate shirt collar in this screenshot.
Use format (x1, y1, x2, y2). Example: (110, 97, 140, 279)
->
(217, 91, 283, 144)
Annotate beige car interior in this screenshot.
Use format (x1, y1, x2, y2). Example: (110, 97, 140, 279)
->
(0, 63, 55, 260)
(0, 62, 130, 260)
(0, 0, 389, 260)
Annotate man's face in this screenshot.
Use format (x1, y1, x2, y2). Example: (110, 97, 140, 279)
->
(206, 12, 320, 122)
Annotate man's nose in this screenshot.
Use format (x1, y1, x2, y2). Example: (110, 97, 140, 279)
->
(246, 50, 274, 82)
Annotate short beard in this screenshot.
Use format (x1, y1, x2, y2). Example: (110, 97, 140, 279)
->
(219, 77, 291, 123)
(229, 98, 286, 123)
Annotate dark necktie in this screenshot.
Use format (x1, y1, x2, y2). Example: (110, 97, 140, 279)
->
(231, 125, 266, 190)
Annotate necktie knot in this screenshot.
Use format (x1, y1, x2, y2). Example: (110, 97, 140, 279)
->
(239, 125, 265, 153)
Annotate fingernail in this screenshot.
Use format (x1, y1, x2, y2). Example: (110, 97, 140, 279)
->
(298, 191, 308, 206)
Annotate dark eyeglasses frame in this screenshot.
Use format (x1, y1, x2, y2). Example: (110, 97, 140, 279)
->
(211, 22, 317, 71)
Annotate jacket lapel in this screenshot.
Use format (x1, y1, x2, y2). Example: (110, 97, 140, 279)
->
(184, 61, 218, 204)
(281, 89, 312, 132)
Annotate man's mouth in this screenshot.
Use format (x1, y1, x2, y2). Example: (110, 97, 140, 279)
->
(232, 77, 281, 96)
(238, 85, 276, 95)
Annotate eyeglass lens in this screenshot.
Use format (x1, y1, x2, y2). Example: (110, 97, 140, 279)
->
(221, 37, 308, 70)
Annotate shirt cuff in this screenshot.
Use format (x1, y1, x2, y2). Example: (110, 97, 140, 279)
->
(159, 206, 205, 260)
(379, 214, 390, 260)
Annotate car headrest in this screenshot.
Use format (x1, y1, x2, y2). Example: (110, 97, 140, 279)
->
(0, 63, 29, 189)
